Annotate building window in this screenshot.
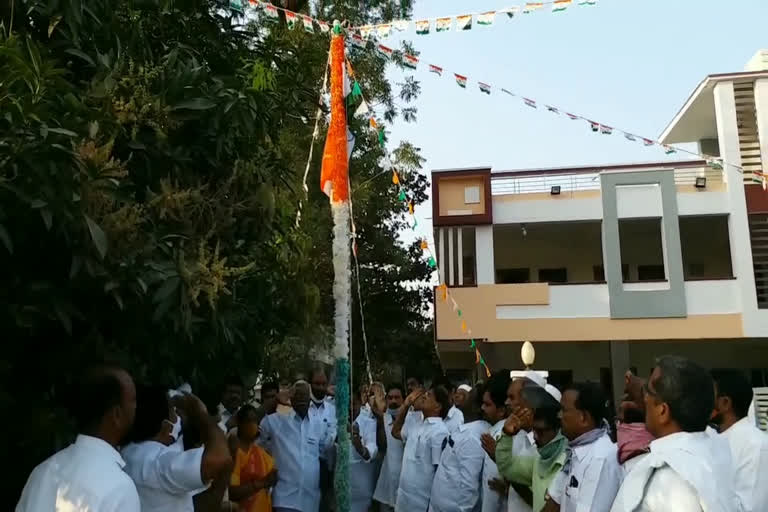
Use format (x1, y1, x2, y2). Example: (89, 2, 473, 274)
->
(679, 215, 733, 280)
(496, 268, 530, 284)
(619, 218, 666, 282)
(593, 264, 629, 282)
(538, 268, 568, 283)
(464, 186, 480, 204)
(434, 226, 477, 286)
(461, 227, 476, 286)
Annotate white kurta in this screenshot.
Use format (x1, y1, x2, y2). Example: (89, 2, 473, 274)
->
(481, 420, 508, 512)
(430, 419, 490, 512)
(395, 416, 449, 512)
(260, 410, 326, 512)
(611, 431, 740, 512)
(16, 435, 141, 512)
(549, 433, 622, 512)
(444, 405, 465, 434)
(310, 398, 338, 460)
(121, 441, 205, 512)
(507, 431, 536, 512)
(722, 417, 768, 512)
(350, 407, 380, 512)
(374, 412, 405, 508)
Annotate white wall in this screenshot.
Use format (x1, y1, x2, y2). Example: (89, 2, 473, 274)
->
(494, 280, 740, 320)
(493, 196, 603, 224)
(475, 226, 495, 285)
(616, 184, 663, 218)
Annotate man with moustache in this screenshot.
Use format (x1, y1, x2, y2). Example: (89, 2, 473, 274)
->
(373, 383, 406, 512)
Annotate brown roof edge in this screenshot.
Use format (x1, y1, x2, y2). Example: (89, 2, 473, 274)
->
(491, 160, 706, 178)
(432, 166, 493, 175)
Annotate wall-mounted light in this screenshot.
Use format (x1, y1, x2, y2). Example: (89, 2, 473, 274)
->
(550, 185, 561, 195)
(695, 176, 707, 189)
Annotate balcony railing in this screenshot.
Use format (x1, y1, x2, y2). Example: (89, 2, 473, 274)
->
(491, 165, 724, 196)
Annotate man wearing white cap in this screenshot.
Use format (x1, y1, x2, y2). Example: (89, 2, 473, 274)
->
(444, 383, 467, 434)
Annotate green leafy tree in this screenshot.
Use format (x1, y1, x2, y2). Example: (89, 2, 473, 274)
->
(0, 0, 436, 505)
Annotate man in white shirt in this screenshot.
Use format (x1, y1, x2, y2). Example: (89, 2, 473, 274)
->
(479, 371, 514, 512)
(392, 384, 452, 512)
(350, 393, 380, 512)
(611, 356, 740, 512)
(373, 383, 406, 512)
(430, 383, 491, 511)
(260, 380, 327, 512)
(218, 376, 244, 431)
(17, 365, 141, 512)
(547, 382, 621, 512)
(122, 386, 232, 511)
(712, 370, 768, 512)
(308, 366, 337, 512)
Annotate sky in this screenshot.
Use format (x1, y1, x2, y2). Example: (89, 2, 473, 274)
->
(380, 0, 768, 246)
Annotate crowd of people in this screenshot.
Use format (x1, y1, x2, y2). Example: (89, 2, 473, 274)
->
(15, 356, 768, 512)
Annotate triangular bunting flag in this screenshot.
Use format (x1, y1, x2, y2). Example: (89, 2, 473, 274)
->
(706, 157, 724, 170)
(408, 201, 414, 215)
(436, 17, 452, 32)
(624, 133, 637, 141)
(642, 138, 654, 146)
(524, 98, 537, 108)
(552, 0, 572, 12)
(546, 105, 560, 114)
(354, 100, 369, 118)
(478, 12, 496, 25)
(664, 145, 677, 154)
(350, 34, 366, 48)
(455, 74, 468, 88)
(392, 171, 400, 185)
(566, 112, 579, 120)
(393, 20, 410, 31)
(589, 121, 600, 132)
(318, 21, 330, 33)
(485, 366, 491, 378)
(415, 19, 430, 34)
(479, 82, 491, 94)
(429, 64, 443, 76)
(579, 0, 597, 5)
(377, 24, 392, 38)
(456, 14, 472, 30)
(501, 88, 515, 96)
(504, 6, 520, 18)
(600, 125, 613, 135)
(421, 239, 428, 250)
(461, 320, 467, 332)
(475, 349, 481, 364)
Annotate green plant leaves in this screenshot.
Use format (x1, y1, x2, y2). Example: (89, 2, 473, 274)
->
(84, 215, 108, 259)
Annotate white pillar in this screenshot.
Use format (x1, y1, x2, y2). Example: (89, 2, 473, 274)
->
(754, 79, 768, 177)
(457, 228, 464, 286)
(438, 228, 446, 285)
(714, 81, 759, 333)
(475, 225, 495, 284)
(448, 227, 455, 286)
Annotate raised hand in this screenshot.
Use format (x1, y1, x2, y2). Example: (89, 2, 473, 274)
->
(481, 432, 497, 460)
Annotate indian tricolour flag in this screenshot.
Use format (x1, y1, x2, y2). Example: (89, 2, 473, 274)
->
(393, 20, 410, 31)
(477, 12, 496, 26)
(524, 98, 536, 108)
(377, 44, 393, 59)
(523, 2, 544, 14)
(263, 3, 279, 21)
(360, 25, 373, 39)
(552, 0, 572, 12)
(403, 54, 419, 69)
(589, 121, 599, 132)
(624, 133, 637, 141)
(478, 82, 491, 94)
(578, 0, 597, 5)
(285, 11, 297, 29)
(436, 17, 452, 32)
(664, 145, 677, 154)
(415, 19, 430, 34)
(455, 74, 468, 88)
(429, 64, 443, 76)
(504, 6, 519, 18)
(600, 125, 613, 135)
(302, 15, 314, 33)
(350, 34, 366, 48)
(456, 15, 472, 30)
(377, 24, 392, 38)
(318, 21, 330, 33)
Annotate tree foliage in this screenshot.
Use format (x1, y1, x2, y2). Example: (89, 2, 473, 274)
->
(0, 0, 437, 505)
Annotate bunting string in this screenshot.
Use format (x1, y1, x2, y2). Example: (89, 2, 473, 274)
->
(351, 40, 754, 178)
(352, 0, 599, 38)
(345, 58, 494, 378)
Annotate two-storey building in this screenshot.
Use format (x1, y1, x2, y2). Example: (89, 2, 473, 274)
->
(432, 51, 768, 411)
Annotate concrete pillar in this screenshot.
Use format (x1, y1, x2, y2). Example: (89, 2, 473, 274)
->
(609, 341, 630, 411)
(754, 79, 768, 177)
(714, 81, 759, 334)
(475, 225, 495, 284)
(448, 227, 455, 286)
(438, 228, 446, 284)
(457, 227, 464, 286)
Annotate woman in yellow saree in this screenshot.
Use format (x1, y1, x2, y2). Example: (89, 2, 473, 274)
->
(229, 405, 278, 512)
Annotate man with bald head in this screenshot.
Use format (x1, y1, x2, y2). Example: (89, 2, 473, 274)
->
(17, 365, 141, 511)
(260, 380, 328, 512)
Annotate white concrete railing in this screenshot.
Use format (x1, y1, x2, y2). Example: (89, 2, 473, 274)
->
(491, 166, 724, 196)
